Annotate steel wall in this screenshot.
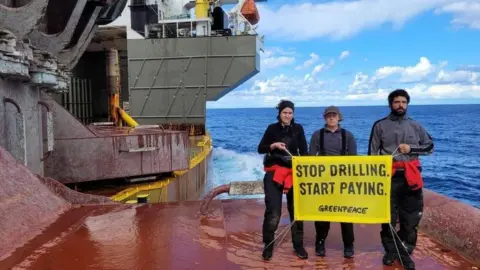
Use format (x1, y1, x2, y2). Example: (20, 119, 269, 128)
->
(41, 92, 190, 184)
(0, 78, 43, 175)
(127, 35, 259, 125)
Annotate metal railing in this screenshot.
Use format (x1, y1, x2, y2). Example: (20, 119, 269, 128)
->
(62, 77, 93, 124)
(221, 6, 264, 51)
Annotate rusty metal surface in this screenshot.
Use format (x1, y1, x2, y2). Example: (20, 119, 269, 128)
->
(81, 135, 211, 202)
(87, 125, 181, 136)
(44, 131, 189, 184)
(200, 184, 230, 214)
(0, 146, 71, 262)
(159, 123, 206, 136)
(199, 181, 480, 266)
(37, 175, 118, 205)
(1, 198, 477, 269)
(40, 93, 190, 183)
(421, 189, 480, 263)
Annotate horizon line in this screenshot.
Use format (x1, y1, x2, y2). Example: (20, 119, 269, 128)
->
(206, 102, 480, 110)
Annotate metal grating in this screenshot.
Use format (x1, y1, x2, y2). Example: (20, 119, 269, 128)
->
(61, 77, 94, 124)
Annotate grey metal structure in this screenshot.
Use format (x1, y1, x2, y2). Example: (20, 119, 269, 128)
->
(0, 0, 127, 175)
(127, 35, 259, 125)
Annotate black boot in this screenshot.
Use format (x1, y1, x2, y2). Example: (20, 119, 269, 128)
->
(293, 244, 308, 259)
(399, 253, 416, 270)
(344, 245, 354, 258)
(382, 252, 397, 266)
(262, 243, 274, 261)
(315, 239, 326, 257)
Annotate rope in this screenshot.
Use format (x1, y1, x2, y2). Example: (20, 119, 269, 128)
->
(262, 221, 296, 252)
(389, 144, 415, 269)
(283, 148, 294, 157)
(389, 223, 414, 269)
(390, 224, 404, 267)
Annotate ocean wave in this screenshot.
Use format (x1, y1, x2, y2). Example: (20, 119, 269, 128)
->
(203, 147, 265, 199)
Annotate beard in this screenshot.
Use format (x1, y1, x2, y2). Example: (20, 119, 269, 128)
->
(390, 107, 406, 117)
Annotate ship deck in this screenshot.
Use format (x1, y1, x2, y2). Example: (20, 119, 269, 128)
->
(1, 199, 477, 269)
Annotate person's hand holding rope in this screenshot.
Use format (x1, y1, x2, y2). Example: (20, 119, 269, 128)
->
(398, 144, 411, 154)
(270, 142, 287, 151)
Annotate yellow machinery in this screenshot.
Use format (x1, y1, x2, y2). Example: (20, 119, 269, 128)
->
(107, 48, 138, 128)
(195, 0, 209, 18)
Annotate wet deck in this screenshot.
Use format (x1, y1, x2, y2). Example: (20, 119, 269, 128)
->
(1, 199, 477, 270)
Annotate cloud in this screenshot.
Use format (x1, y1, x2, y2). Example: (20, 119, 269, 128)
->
(339, 51, 350, 60)
(346, 83, 480, 101)
(261, 47, 296, 69)
(295, 53, 319, 70)
(373, 57, 436, 83)
(301, 57, 336, 84)
(349, 57, 447, 92)
(263, 47, 297, 58)
(346, 56, 479, 101)
(435, 1, 480, 29)
(256, 0, 480, 41)
(457, 65, 480, 72)
(211, 56, 480, 108)
(436, 69, 479, 84)
(226, 73, 340, 107)
(348, 72, 370, 92)
(262, 56, 295, 69)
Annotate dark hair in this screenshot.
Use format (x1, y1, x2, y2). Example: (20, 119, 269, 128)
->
(276, 100, 295, 123)
(276, 99, 294, 113)
(388, 89, 410, 105)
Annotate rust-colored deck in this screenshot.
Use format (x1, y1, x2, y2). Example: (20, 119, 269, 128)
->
(1, 199, 477, 270)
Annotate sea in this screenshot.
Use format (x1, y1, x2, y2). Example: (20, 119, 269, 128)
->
(204, 104, 480, 209)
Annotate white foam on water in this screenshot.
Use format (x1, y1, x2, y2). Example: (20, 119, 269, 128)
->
(203, 147, 265, 200)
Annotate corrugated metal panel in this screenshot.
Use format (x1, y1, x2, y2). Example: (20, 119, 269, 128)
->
(126, 36, 259, 126)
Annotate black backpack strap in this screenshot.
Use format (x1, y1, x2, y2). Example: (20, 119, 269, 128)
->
(341, 129, 347, 155)
(318, 128, 325, 155)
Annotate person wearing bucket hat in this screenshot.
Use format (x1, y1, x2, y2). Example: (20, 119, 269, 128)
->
(257, 99, 309, 261)
(308, 105, 357, 258)
(323, 106, 344, 121)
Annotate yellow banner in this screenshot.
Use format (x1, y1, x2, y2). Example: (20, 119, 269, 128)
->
(292, 156, 392, 224)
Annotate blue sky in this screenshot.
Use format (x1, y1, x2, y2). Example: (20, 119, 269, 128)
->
(207, 0, 480, 108)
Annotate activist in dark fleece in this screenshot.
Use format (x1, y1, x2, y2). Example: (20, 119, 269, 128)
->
(368, 89, 434, 270)
(308, 106, 357, 259)
(257, 100, 308, 261)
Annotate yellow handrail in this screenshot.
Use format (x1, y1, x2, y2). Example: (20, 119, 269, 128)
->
(110, 133, 213, 202)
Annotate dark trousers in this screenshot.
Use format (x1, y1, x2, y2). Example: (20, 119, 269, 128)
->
(314, 221, 354, 247)
(262, 171, 304, 247)
(381, 172, 424, 255)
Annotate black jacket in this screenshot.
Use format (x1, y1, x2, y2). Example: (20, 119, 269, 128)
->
(257, 120, 308, 168)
